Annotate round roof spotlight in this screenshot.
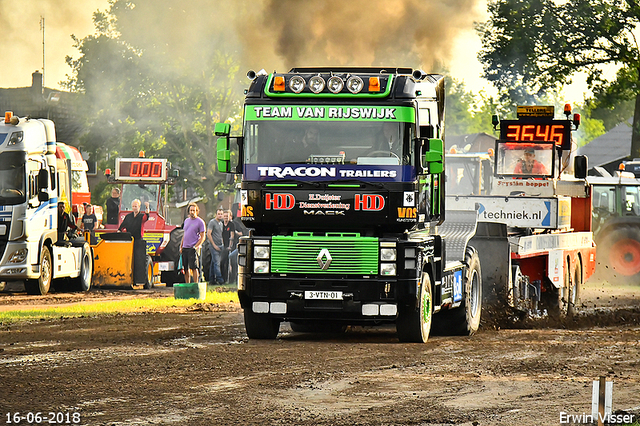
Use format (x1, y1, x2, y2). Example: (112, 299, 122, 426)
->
(327, 76, 344, 93)
(309, 76, 326, 94)
(346, 76, 364, 94)
(289, 76, 305, 93)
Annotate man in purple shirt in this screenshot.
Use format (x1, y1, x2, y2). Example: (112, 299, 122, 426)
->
(180, 202, 206, 283)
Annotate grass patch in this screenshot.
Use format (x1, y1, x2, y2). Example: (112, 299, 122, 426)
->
(0, 290, 239, 324)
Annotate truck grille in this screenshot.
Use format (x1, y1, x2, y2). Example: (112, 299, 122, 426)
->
(271, 235, 378, 275)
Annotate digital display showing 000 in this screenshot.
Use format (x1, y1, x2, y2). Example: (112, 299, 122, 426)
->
(499, 120, 572, 150)
(116, 158, 167, 181)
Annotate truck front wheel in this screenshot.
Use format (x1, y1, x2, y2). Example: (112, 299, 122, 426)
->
(71, 244, 92, 292)
(396, 271, 432, 343)
(25, 246, 52, 295)
(243, 307, 281, 339)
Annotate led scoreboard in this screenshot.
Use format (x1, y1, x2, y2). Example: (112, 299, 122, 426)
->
(499, 106, 572, 150)
(115, 158, 168, 181)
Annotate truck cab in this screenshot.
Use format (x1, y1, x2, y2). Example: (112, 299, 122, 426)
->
(216, 68, 482, 342)
(0, 112, 92, 295)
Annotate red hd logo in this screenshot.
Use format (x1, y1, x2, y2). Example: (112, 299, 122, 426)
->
(265, 193, 295, 210)
(354, 194, 385, 211)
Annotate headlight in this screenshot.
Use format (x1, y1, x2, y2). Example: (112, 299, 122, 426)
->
(380, 248, 397, 261)
(9, 248, 28, 263)
(8, 131, 24, 146)
(289, 76, 305, 93)
(327, 76, 344, 93)
(309, 76, 325, 93)
(254, 246, 270, 259)
(254, 260, 269, 274)
(238, 244, 247, 255)
(380, 263, 396, 276)
(346, 76, 364, 94)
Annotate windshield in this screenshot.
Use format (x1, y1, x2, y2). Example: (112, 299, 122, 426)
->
(244, 120, 414, 166)
(0, 151, 26, 205)
(121, 184, 159, 211)
(495, 142, 554, 177)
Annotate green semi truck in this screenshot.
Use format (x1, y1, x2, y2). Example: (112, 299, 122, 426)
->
(215, 67, 482, 342)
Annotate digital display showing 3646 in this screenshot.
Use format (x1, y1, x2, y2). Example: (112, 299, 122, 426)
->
(499, 120, 572, 150)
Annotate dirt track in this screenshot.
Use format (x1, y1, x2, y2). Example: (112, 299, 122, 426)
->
(0, 280, 639, 425)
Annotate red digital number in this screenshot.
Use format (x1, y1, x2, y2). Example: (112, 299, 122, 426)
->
(550, 125, 564, 146)
(151, 162, 162, 177)
(126, 161, 163, 177)
(130, 162, 141, 177)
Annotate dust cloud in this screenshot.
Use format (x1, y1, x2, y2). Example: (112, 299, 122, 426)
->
(241, 0, 483, 74)
(1, 0, 485, 88)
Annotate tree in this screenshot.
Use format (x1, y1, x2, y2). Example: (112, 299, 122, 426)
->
(444, 77, 514, 137)
(477, 0, 640, 156)
(65, 1, 246, 214)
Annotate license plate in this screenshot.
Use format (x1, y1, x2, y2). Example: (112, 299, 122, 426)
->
(304, 291, 343, 300)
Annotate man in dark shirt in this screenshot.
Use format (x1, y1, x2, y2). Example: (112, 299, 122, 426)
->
(57, 201, 77, 241)
(118, 199, 150, 240)
(106, 187, 121, 225)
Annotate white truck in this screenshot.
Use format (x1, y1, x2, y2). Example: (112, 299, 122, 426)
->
(445, 105, 597, 318)
(0, 112, 92, 295)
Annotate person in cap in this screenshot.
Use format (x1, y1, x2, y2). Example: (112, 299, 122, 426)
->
(514, 147, 549, 175)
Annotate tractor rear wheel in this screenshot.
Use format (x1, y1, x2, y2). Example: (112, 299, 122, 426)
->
(599, 226, 640, 280)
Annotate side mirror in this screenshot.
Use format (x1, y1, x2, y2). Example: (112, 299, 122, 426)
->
(574, 155, 588, 179)
(217, 136, 231, 173)
(37, 168, 49, 190)
(422, 138, 444, 174)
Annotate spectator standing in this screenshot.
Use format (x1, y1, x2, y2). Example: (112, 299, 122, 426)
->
(80, 204, 99, 232)
(221, 210, 236, 282)
(106, 187, 121, 225)
(180, 203, 206, 283)
(207, 208, 225, 285)
(80, 204, 100, 244)
(57, 201, 77, 241)
(118, 199, 150, 240)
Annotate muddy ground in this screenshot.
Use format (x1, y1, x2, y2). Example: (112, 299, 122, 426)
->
(0, 280, 639, 426)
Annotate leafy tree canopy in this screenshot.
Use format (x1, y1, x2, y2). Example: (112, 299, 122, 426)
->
(65, 0, 246, 214)
(477, 0, 640, 157)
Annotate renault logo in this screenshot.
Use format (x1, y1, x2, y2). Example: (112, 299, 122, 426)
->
(317, 249, 332, 270)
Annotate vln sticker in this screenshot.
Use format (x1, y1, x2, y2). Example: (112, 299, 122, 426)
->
(403, 191, 415, 207)
(453, 270, 463, 303)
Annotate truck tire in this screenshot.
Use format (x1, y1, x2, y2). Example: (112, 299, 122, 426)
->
(25, 246, 52, 295)
(433, 247, 482, 336)
(545, 269, 571, 320)
(396, 270, 433, 343)
(71, 244, 92, 292)
(243, 308, 281, 339)
(160, 227, 184, 287)
(601, 226, 640, 279)
(144, 255, 154, 289)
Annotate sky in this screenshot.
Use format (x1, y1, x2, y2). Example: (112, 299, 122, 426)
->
(0, 0, 595, 103)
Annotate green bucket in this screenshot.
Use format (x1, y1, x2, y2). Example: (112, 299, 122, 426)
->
(174, 282, 207, 300)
